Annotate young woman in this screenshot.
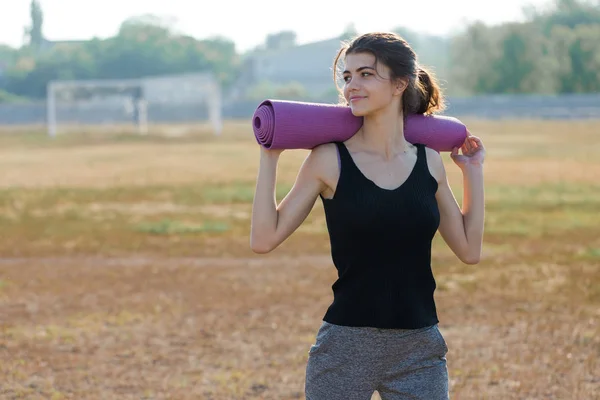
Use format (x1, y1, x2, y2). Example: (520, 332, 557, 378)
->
(250, 32, 485, 400)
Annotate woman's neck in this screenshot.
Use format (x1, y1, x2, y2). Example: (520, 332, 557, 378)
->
(357, 105, 411, 160)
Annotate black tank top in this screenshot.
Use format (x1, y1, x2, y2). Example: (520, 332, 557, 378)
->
(320, 141, 441, 329)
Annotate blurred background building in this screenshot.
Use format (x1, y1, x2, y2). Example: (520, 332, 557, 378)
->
(0, 0, 599, 131)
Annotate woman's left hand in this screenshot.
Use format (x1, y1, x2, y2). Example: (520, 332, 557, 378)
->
(450, 133, 486, 169)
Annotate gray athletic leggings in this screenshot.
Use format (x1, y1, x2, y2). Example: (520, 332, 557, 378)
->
(305, 321, 449, 400)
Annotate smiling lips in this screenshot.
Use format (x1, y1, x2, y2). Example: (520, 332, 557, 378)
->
(350, 96, 366, 102)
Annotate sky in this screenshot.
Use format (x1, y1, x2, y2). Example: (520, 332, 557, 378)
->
(1, 0, 554, 51)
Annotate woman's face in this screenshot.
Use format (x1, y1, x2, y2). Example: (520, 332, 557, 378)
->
(342, 52, 405, 117)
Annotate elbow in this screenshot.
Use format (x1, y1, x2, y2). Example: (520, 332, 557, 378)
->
(461, 252, 481, 265)
(250, 236, 275, 254)
(251, 244, 273, 254)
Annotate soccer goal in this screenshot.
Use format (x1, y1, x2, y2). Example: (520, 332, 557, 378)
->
(46, 72, 223, 137)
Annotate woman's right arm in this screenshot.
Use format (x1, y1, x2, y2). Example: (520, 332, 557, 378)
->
(250, 145, 330, 254)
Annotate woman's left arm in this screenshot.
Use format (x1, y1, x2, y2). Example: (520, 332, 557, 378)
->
(428, 135, 486, 264)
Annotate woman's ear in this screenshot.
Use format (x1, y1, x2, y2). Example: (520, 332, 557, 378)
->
(394, 78, 408, 96)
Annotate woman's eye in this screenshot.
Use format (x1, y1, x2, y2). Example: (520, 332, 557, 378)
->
(343, 72, 370, 82)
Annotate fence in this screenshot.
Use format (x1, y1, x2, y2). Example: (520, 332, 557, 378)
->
(1, 93, 599, 126)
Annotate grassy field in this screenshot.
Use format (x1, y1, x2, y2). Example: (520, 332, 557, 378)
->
(0, 119, 598, 399)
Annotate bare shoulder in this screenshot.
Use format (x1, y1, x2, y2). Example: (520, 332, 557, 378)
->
(307, 142, 341, 198)
(310, 142, 338, 157)
(307, 142, 339, 172)
(424, 146, 447, 183)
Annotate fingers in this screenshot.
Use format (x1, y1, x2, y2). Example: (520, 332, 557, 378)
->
(450, 147, 463, 164)
(470, 136, 484, 150)
(461, 140, 470, 155)
(469, 137, 483, 155)
(467, 138, 476, 154)
(462, 135, 484, 155)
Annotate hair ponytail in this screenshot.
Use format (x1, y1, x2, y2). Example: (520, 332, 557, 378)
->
(402, 66, 445, 116)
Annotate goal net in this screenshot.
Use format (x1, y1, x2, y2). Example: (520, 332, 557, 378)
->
(46, 72, 222, 137)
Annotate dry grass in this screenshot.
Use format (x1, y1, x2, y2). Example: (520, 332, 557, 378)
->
(0, 119, 599, 399)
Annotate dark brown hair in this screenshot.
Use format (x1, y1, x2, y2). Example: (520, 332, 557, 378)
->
(333, 32, 445, 116)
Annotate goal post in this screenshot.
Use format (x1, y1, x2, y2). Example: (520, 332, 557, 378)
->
(47, 79, 148, 137)
(46, 72, 223, 137)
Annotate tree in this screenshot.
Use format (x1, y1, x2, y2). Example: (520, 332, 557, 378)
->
(549, 24, 600, 92)
(490, 23, 557, 93)
(2, 13, 240, 99)
(92, 16, 238, 85)
(0, 45, 16, 62)
(527, 0, 600, 33)
(448, 0, 600, 94)
(339, 23, 358, 41)
(0, 89, 29, 103)
(25, 0, 44, 49)
(3, 2, 600, 99)
(449, 22, 498, 94)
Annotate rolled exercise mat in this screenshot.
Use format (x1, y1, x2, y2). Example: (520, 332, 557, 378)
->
(252, 99, 468, 152)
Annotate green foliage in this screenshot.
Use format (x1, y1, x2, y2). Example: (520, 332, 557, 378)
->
(448, 0, 600, 94)
(2, 14, 239, 99)
(450, 22, 560, 94)
(0, 44, 17, 63)
(1, 1, 599, 99)
(25, 0, 44, 49)
(529, 0, 600, 33)
(0, 89, 30, 103)
(549, 24, 600, 92)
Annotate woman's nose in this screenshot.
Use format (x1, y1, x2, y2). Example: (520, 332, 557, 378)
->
(346, 77, 360, 91)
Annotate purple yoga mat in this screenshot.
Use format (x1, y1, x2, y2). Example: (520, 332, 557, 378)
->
(252, 99, 468, 152)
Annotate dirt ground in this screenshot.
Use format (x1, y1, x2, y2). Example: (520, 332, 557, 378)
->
(0, 120, 599, 399)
